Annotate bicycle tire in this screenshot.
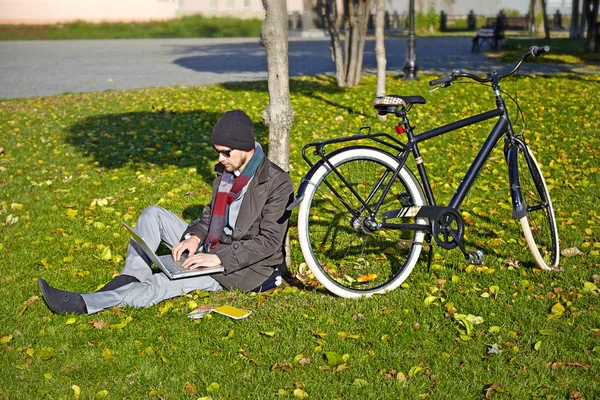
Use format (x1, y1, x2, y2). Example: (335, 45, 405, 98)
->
(517, 145, 560, 270)
(297, 147, 427, 298)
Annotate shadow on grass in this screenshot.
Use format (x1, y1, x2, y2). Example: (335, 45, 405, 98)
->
(66, 108, 269, 178)
(220, 75, 364, 116)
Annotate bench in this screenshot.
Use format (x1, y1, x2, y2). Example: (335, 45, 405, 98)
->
(472, 24, 504, 52)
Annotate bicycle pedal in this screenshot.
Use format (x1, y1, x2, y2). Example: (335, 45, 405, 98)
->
(467, 250, 485, 265)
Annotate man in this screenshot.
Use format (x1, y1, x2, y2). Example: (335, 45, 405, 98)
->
(38, 110, 294, 314)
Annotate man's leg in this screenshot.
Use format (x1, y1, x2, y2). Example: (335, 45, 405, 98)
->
(82, 273, 222, 314)
(120, 205, 189, 281)
(40, 206, 221, 314)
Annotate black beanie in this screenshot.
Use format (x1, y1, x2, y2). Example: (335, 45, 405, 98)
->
(211, 110, 255, 151)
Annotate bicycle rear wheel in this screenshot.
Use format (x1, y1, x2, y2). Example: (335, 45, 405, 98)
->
(297, 147, 428, 298)
(517, 145, 559, 270)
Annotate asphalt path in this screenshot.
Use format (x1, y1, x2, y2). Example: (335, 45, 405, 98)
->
(0, 36, 588, 99)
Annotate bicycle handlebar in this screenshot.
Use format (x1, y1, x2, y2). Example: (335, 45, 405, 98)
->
(428, 46, 550, 87)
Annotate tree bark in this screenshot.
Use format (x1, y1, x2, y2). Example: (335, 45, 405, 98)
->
(570, 0, 580, 39)
(324, 0, 372, 87)
(374, 0, 386, 98)
(580, 0, 589, 38)
(260, 0, 294, 170)
(584, 0, 600, 52)
(529, 0, 536, 34)
(261, 0, 294, 266)
(540, 0, 550, 39)
(324, 0, 345, 87)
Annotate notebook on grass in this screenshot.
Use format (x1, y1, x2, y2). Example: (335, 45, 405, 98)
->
(122, 222, 224, 280)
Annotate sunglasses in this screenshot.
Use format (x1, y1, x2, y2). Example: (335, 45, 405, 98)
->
(212, 146, 233, 157)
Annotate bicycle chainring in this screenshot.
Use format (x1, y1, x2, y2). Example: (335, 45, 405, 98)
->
(432, 209, 465, 250)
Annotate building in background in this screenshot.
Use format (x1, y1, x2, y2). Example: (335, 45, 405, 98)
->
(0, 0, 572, 25)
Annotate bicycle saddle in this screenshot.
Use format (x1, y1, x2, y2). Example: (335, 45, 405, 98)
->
(373, 95, 426, 116)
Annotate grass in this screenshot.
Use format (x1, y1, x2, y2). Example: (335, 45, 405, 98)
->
(502, 38, 600, 64)
(1, 73, 599, 399)
(0, 14, 263, 40)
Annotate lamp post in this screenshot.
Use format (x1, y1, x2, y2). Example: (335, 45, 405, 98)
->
(402, 0, 419, 80)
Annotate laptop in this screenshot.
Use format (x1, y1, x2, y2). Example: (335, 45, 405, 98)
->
(122, 222, 224, 280)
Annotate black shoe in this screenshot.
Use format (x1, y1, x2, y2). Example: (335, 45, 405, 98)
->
(37, 278, 87, 314)
(96, 274, 140, 292)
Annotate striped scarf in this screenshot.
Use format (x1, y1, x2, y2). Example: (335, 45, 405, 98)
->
(204, 142, 264, 251)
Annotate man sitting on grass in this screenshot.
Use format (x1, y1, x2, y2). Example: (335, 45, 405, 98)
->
(38, 110, 294, 314)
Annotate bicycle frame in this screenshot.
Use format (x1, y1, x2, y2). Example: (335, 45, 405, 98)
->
(292, 88, 527, 234)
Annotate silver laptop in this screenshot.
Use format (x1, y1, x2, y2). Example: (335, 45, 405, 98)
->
(122, 222, 224, 280)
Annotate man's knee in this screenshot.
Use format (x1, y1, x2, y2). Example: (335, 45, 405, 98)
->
(139, 205, 166, 223)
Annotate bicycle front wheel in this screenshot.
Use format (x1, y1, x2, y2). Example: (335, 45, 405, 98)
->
(517, 145, 560, 270)
(297, 147, 428, 298)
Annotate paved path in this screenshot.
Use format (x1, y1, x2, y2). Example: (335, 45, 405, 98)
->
(0, 36, 592, 99)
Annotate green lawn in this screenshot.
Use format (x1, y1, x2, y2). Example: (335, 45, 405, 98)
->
(0, 15, 262, 40)
(502, 38, 600, 64)
(1, 73, 599, 399)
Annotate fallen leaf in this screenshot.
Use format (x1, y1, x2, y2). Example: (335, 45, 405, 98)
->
(184, 382, 196, 396)
(566, 361, 592, 370)
(71, 384, 81, 399)
(353, 378, 368, 387)
(17, 295, 40, 316)
(561, 247, 583, 257)
(356, 273, 377, 283)
(271, 362, 293, 372)
(206, 382, 220, 393)
(293, 388, 309, 399)
(485, 382, 504, 399)
(39, 347, 55, 360)
(90, 320, 107, 329)
(98, 347, 111, 360)
(337, 331, 360, 340)
(325, 351, 342, 366)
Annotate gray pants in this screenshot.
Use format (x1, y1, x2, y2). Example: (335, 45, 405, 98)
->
(81, 206, 222, 314)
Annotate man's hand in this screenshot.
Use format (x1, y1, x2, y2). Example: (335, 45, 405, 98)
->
(182, 253, 222, 270)
(172, 235, 201, 262)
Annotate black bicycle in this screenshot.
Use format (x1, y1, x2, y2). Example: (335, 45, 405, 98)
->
(289, 46, 559, 298)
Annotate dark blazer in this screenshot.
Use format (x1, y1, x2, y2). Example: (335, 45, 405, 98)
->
(182, 157, 293, 291)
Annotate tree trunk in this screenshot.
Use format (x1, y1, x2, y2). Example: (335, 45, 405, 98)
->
(541, 0, 550, 39)
(325, 0, 372, 87)
(261, 0, 294, 266)
(580, 0, 589, 38)
(529, 0, 536, 34)
(374, 0, 386, 98)
(584, 0, 600, 52)
(324, 0, 345, 87)
(570, 0, 580, 39)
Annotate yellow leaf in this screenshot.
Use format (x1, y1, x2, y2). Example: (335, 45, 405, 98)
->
(100, 247, 112, 261)
(293, 388, 309, 399)
(66, 317, 77, 325)
(10, 203, 23, 211)
(101, 348, 112, 359)
(187, 300, 197, 310)
(1, 334, 13, 344)
(26, 347, 34, 357)
(71, 384, 81, 399)
(66, 208, 78, 217)
(549, 302, 565, 318)
(356, 273, 377, 283)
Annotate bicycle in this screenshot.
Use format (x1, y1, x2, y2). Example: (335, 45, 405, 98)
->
(289, 46, 560, 298)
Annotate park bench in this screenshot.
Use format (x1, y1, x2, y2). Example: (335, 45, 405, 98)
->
(472, 25, 504, 52)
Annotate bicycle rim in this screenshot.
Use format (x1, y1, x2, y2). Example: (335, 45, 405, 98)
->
(298, 148, 427, 297)
(517, 146, 559, 269)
